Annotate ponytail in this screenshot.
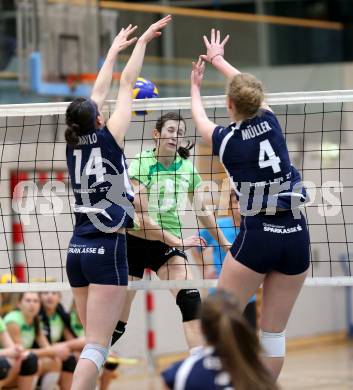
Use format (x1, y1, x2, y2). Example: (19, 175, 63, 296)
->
(65, 97, 98, 147)
(227, 73, 264, 119)
(177, 140, 195, 159)
(65, 123, 81, 147)
(217, 313, 242, 388)
(33, 315, 41, 337)
(201, 291, 278, 390)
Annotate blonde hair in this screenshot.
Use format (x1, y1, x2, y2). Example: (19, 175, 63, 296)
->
(201, 291, 278, 390)
(227, 73, 264, 119)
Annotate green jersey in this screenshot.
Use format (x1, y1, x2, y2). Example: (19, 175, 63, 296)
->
(4, 310, 36, 348)
(40, 313, 65, 343)
(129, 150, 202, 238)
(0, 317, 5, 334)
(70, 312, 84, 338)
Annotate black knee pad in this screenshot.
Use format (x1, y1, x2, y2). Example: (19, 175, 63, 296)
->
(176, 289, 201, 322)
(0, 357, 11, 380)
(62, 354, 77, 373)
(20, 353, 38, 376)
(104, 361, 119, 371)
(111, 321, 127, 346)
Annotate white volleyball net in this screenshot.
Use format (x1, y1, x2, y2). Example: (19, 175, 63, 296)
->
(1, 90, 353, 292)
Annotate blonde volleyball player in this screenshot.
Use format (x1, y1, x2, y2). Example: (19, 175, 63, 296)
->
(190, 30, 310, 379)
(111, 112, 230, 354)
(65, 16, 172, 390)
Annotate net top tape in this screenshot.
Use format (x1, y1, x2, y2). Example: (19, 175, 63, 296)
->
(2, 90, 353, 117)
(0, 277, 352, 292)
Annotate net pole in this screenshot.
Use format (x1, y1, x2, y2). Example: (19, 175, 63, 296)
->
(145, 268, 157, 372)
(11, 171, 28, 282)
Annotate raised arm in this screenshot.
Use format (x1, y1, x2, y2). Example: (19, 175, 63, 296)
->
(190, 58, 216, 145)
(107, 15, 172, 147)
(201, 29, 271, 111)
(90, 25, 138, 111)
(200, 29, 238, 79)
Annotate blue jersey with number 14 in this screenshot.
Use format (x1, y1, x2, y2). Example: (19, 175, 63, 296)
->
(212, 109, 307, 213)
(66, 126, 134, 235)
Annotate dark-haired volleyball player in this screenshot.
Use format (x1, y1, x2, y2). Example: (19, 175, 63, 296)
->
(190, 29, 310, 380)
(112, 112, 230, 354)
(65, 16, 172, 390)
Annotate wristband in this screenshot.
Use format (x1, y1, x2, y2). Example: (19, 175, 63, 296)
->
(211, 54, 223, 64)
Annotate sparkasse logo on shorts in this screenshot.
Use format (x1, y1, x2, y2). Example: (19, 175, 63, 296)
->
(263, 223, 303, 234)
(68, 246, 97, 254)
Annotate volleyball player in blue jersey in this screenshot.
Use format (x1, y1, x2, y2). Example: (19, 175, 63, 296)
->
(191, 29, 310, 380)
(65, 16, 172, 390)
(162, 290, 277, 390)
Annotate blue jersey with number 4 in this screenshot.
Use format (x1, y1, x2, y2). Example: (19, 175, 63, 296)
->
(212, 109, 307, 213)
(66, 126, 134, 235)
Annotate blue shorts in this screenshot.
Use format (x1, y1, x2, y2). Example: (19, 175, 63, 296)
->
(230, 211, 310, 275)
(66, 232, 128, 287)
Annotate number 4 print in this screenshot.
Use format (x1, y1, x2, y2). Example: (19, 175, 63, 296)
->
(258, 139, 281, 173)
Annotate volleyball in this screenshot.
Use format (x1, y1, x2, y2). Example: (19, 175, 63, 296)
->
(132, 77, 158, 115)
(0, 274, 17, 284)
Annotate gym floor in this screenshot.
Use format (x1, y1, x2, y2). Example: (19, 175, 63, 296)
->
(112, 340, 353, 389)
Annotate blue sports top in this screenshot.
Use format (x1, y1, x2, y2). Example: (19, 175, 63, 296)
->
(212, 109, 307, 214)
(198, 217, 239, 274)
(162, 347, 234, 390)
(66, 126, 134, 235)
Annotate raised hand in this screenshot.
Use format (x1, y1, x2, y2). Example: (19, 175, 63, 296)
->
(139, 15, 172, 44)
(110, 24, 138, 55)
(191, 58, 206, 89)
(200, 28, 230, 64)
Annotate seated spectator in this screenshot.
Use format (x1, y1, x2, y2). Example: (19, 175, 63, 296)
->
(4, 292, 70, 390)
(39, 292, 85, 390)
(0, 312, 36, 390)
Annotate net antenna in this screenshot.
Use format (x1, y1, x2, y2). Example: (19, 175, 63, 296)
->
(1, 90, 353, 291)
(17, 0, 119, 97)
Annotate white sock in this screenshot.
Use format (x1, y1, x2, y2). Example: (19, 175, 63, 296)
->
(189, 345, 203, 356)
(40, 372, 60, 390)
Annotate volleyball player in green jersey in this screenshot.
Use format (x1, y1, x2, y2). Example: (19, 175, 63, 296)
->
(39, 292, 86, 390)
(5, 292, 73, 390)
(112, 112, 230, 353)
(0, 314, 38, 390)
(69, 305, 84, 339)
